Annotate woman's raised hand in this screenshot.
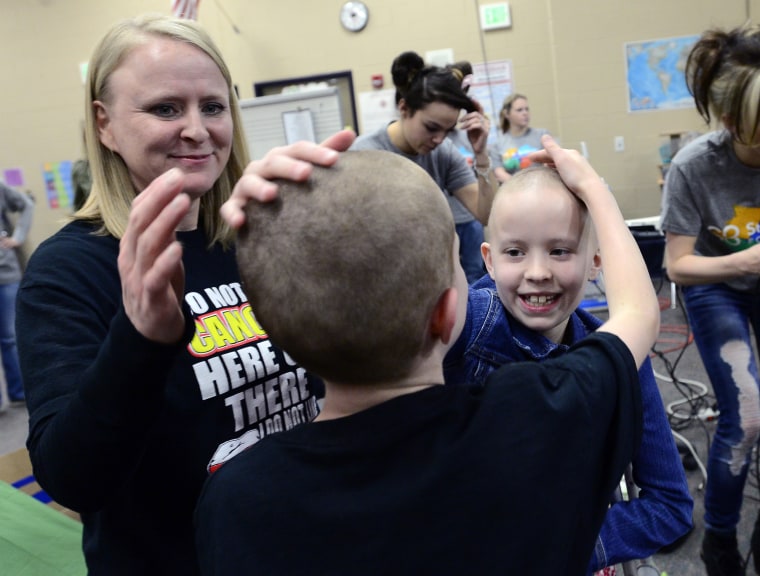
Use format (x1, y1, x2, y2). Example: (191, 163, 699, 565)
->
(221, 129, 356, 229)
(119, 168, 190, 344)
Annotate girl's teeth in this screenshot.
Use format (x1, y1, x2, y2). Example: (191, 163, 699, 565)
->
(527, 295, 554, 305)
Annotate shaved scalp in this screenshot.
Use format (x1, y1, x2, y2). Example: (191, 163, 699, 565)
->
(489, 165, 587, 228)
(236, 150, 455, 384)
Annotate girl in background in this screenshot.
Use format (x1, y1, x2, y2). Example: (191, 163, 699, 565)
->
(661, 23, 760, 576)
(0, 181, 32, 409)
(490, 93, 551, 182)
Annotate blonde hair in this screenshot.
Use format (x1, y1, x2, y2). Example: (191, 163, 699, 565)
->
(498, 93, 527, 134)
(76, 13, 249, 247)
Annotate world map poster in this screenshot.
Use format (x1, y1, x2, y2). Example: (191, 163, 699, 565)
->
(625, 35, 699, 112)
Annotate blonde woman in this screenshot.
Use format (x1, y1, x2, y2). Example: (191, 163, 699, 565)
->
(16, 14, 352, 574)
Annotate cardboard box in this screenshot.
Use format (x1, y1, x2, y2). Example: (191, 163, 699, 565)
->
(0, 447, 80, 521)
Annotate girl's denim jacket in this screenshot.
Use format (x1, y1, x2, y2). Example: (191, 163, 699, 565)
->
(443, 275, 693, 572)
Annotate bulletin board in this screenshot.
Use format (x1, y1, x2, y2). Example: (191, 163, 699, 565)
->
(238, 87, 344, 160)
(253, 70, 358, 135)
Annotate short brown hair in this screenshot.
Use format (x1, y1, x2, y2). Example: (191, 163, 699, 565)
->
(236, 150, 455, 384)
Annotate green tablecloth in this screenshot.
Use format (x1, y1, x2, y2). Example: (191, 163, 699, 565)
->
(0, 480, 85, 575)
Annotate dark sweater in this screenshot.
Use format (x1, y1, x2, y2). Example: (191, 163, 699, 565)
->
(17, 220, 320, 575)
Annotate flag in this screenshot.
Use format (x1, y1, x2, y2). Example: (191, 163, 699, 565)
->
(171, 0, 200, 20)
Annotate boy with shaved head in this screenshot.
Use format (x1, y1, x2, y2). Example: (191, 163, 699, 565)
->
(195, 140, 660, 576)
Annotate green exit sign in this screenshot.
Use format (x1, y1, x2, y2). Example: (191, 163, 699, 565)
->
(480, 3, 511, 31)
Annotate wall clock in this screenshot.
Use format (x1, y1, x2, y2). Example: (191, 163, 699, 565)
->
(340, 1, 369, 33)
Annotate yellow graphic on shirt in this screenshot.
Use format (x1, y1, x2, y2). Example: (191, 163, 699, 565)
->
(708, 205, 760, 250)
(184, 282, 318, 446)
(189, 302, 266, 357)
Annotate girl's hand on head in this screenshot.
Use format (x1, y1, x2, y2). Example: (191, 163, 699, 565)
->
(119, 168, 190, 344)
(527, 135, 602, 196)
(221, 129, 356, 229)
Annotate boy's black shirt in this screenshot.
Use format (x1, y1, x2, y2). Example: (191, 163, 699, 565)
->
(196, 331, 641, 576)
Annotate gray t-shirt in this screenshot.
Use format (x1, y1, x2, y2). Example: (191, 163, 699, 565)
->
(445, 129, 477, 225)
(661, 130, 760, 292)
(0, 182, 33, 285)
(489, 127, 550, 174)
(351, 125, 476, 222)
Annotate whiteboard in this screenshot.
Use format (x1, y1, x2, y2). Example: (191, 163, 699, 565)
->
(238, 87, 344, 160)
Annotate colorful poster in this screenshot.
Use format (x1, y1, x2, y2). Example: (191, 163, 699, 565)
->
(42, 161, 74, 209)
(625, 35, 699, 112)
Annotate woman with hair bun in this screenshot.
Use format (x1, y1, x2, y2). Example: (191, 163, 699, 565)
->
(661, 23, 760, 576)
(351, 51, 497, 232)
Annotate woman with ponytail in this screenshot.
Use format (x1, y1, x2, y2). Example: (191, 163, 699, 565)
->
(661, 23, 760, 576)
